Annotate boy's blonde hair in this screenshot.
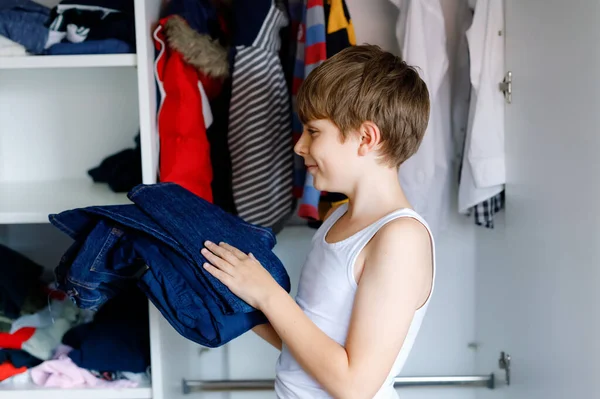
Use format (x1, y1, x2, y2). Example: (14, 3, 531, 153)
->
(296, 44, 430, 167)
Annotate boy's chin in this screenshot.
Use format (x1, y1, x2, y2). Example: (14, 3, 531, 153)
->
(313, 179, 333, 193)
(312, 179, 325, 192)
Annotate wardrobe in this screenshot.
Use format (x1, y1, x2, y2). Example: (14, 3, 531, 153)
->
(0, 0, 598, 399)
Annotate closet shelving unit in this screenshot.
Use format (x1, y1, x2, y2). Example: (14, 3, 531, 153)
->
(0, 54, 137, 70)
(0, 384, 153, 399)
(0, 1, 182, 398)
(0, 180, 131, 224)
(0, 51, 140, 225)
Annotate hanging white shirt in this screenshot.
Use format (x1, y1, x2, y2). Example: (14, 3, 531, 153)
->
(458, 0, 505, 212)
(452, 0, 474, 165)
(389, 0, 453, 235)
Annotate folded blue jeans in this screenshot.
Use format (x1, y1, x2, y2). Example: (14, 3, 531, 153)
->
(49, 183, 291, 347)
(0, 0, 50, 54)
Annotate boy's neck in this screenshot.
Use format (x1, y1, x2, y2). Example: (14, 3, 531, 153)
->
(345, 167, 411, 220)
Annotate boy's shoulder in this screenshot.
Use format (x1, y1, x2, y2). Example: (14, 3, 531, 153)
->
(372, 215, 431, 249)
(365, 214, 432, 269)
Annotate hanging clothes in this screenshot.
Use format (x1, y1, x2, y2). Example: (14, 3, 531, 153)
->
(323, 0, 356, 57)
(452, 0, 473, 168)
(279, 0, 301, 92)
(294, 0, 328, 220)
(310, 0, 355, 222)
(458, 0, 505, 226)
(391, 0, 453, 235)
(290, 2, 306, 202)
(294, 0, 355, 222)
(471, 190, 504, 228)
(153, 1, 229, 203)
(227, 0, 294, 228)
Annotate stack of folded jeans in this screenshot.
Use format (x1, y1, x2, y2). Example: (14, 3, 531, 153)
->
(49, 183, 291, 347)
(0, 0, 51, 54)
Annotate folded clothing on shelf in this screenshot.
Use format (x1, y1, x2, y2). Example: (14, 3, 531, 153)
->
(46, 0, 136, 50)
(0, 245, 44, 320)
(0, 315, 76, 361)
(0, 0, 50, 54)
(45, 38, 132, 55)
(88, 134, 142, 192)
(62, 288, 150, 373)
(0, 35, 28, 56)
(30, 354, 138, 389)
(0, 349, 42, 369)
(0, 362, 26, 382)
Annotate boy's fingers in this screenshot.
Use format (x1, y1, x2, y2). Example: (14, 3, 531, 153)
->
(204, 241, 238, 264)
(219, 242, 247, 259)
(204, 263, 233, 284)
(201, 248, 235, 275)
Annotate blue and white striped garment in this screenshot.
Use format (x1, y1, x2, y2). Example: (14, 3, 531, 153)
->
(227, 0, 294, 228)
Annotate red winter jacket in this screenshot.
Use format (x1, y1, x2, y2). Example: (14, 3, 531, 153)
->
(153, 15, 228, 202)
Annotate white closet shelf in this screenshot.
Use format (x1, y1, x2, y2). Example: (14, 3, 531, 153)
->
(0, 385, 152, 399)
(0, 54, 137, 69)
(0, 179, 131, 224)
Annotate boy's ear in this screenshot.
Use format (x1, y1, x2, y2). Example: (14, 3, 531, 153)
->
(357, 121, 382, 156)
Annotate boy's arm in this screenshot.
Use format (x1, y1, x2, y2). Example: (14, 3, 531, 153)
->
(252, 323, 282, 350)
(261, 218, 432, 399)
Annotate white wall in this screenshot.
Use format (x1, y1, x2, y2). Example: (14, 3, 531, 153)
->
(0, 68, 139, 183)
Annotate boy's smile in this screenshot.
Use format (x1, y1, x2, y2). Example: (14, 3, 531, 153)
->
(294, 119, 356, 192)
(305, 164, 318, 173)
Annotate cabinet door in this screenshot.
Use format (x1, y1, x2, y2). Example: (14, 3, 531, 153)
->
(475, 1, 600, 398)
(135, 0, 161, 186)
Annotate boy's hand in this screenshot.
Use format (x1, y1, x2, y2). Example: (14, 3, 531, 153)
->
(201, 241, 282, 310)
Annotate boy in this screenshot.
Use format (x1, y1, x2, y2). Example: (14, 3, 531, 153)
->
(201, 44, 435, 398)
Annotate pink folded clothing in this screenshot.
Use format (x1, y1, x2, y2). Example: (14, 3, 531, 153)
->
(30, 355, 138, 389)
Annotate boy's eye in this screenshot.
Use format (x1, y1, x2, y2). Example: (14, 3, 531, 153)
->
(308, 129, 318, 135)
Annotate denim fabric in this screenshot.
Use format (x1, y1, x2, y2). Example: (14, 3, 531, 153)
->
(49, 183, 290, 347)
(45, 39, 132, 55)
(0, 0, 50, 54)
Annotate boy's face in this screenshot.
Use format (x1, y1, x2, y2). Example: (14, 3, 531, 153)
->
(294, 119, 361, 193)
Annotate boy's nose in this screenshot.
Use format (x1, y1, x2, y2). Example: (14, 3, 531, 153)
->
(294, 131, 310, 157)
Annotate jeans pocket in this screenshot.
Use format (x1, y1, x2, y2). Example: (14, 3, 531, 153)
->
(61, 224, 142, 309)
(89, 226, 144, 279)
(62, 276, 107, 311)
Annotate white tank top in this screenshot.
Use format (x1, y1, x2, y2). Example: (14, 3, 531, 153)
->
(274, 203, 436, 398)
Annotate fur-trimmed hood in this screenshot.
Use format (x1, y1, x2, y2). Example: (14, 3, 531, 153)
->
(162, 15, 229, 79)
